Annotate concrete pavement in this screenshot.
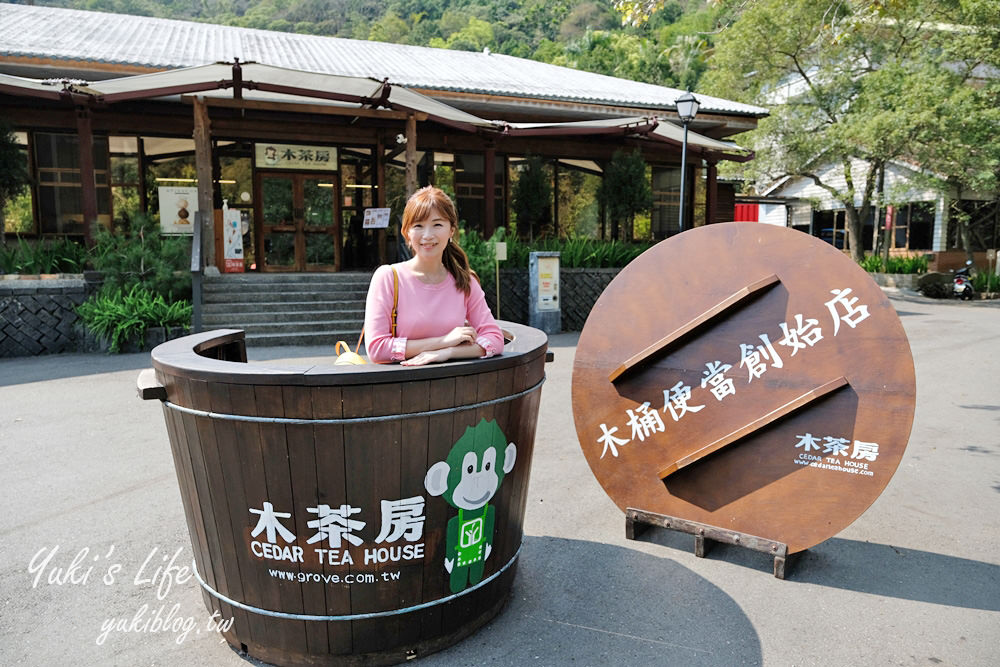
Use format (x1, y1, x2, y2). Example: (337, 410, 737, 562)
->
(1, 290, 998, 666)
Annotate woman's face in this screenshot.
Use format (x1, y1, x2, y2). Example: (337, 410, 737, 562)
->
(406, 207, 454, 261)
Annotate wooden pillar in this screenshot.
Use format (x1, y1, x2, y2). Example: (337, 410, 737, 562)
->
(706, 161, 717, 226)
(484, 144, 496, 238)
(503, 154, 510, 233)
(552, 159, 559, 237)
(192, 97, 215, 270)
(405, 113, 417, 197)
(75, 107, 97, 247)
(598, 161, 607, 240)
(137, 137, 148, 220)
(377, 133, 387, 265)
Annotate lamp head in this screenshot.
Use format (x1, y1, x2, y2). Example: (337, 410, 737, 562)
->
(675, 91, 700, 123)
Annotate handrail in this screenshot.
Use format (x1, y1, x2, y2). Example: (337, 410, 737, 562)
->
(190, 210, 203, 333)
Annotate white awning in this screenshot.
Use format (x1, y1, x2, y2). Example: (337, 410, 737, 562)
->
(1, 63, 750, 160)
(0, 72, 74, 100)
(73, 62, 497, 130)
(502, 115, 750, 158)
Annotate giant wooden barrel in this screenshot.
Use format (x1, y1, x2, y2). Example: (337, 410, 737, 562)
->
(138, 323, 547, 666)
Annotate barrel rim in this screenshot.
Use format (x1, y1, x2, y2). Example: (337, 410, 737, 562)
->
(150, 321, 548, 386)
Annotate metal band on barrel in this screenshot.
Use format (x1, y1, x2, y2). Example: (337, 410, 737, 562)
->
(191, 543, 522, 621)
(162, 377, 544, 425)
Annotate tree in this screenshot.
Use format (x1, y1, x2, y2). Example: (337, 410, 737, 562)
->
(0, 119, 29, 246)
(612, 0, 673, 27)
(511, 154, 552, 241)
(597, 149, 652, 242)
(368, 11, 410, 43)
(702, 0, 1000, 261)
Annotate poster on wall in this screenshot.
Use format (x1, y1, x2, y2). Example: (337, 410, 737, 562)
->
(362, 208, 391, 229)
(255, 143, 337, 171)
(222, 202, 245, 273)
(157, 186, 198, 235)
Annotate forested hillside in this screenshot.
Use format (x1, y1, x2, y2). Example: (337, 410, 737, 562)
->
(23, 0, 722, 89)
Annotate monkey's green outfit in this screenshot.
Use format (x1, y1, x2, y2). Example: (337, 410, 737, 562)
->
(446, 505, 495, 593)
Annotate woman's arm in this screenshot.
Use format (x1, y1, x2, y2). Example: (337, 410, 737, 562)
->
(402, 326, 478, 359)
(465, 279, 504, 357)
(400, 338, 483, 366)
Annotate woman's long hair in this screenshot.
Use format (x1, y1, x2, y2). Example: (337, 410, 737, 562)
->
(401, 186, 475, 295)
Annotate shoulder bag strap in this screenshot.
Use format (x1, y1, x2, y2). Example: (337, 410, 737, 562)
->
(391, 266, 399, 337)
(353, 265, 400, 354)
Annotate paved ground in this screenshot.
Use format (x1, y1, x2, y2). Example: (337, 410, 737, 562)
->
(1, 290, 998, 667)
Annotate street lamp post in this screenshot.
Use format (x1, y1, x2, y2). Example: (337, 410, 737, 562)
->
(675, 91, 700, 233)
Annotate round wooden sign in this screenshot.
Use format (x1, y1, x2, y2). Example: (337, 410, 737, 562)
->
(572, 223, 916, 554)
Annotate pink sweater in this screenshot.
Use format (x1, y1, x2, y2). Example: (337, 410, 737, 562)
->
(364, 263, 504, 363)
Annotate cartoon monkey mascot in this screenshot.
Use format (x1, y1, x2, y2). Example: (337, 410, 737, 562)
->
(424, 418, 516, 593)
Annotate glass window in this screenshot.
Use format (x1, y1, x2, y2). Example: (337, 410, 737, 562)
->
(34, 132, 110, 235)
(219, 156, 252, 206)
(651, 167, 681, 239)
(908, 202, 934, 250)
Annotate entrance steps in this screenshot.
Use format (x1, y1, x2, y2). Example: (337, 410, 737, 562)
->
(201, 272, 372, 347)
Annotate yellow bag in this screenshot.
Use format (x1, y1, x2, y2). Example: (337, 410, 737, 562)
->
(334, 340, 366, 366)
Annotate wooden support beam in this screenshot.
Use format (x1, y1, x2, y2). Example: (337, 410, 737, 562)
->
(377, 133, 387, 265)
(706, 161, 718, 225)
(75, 107, 97, 247)
(405, 113, 417, 196)
(137, 136, 148, 216)
(192, 97, 215, 269)
(625, 508, 795, 579)
(484, 144, 496, 238)
(191, 96, 426, 121)
(552, 158, 559, 236)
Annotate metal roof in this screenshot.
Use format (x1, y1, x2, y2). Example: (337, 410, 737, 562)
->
(0, 3, 768, 118)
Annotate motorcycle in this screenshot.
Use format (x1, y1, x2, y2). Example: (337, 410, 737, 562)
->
(953, 260, 975, 300)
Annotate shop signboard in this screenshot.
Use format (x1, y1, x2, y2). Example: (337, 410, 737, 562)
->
(255, 143, 337, 171)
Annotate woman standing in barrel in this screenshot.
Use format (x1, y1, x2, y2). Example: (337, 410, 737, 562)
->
(364, 186, 503, 366)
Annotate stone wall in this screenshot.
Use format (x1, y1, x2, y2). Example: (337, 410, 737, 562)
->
(870, 272, 920, 290)
(484, 267, 621, 332)
(0, 275, 97, 357)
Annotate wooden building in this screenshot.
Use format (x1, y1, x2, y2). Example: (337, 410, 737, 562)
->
(0, 4, 766, 272)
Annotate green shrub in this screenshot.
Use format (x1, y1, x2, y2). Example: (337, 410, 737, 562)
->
(0, 236, 88, 274)
(458, 223, 495, 283)
(89, 213, 191, 301)
(857, 253, 928, 274)
(459, 226, 652, 272)
(972, 271, 1000, 293)
(858, 254, 883, 272)
(77, 285, 191, 353)
(885, 255, 928, 274)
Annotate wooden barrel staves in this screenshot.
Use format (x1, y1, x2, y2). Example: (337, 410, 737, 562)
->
(137, 322, 547, 666)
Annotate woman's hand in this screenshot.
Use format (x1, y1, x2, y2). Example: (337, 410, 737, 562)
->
(440, 326, 476, 348)
(401, 348, 453, 366)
